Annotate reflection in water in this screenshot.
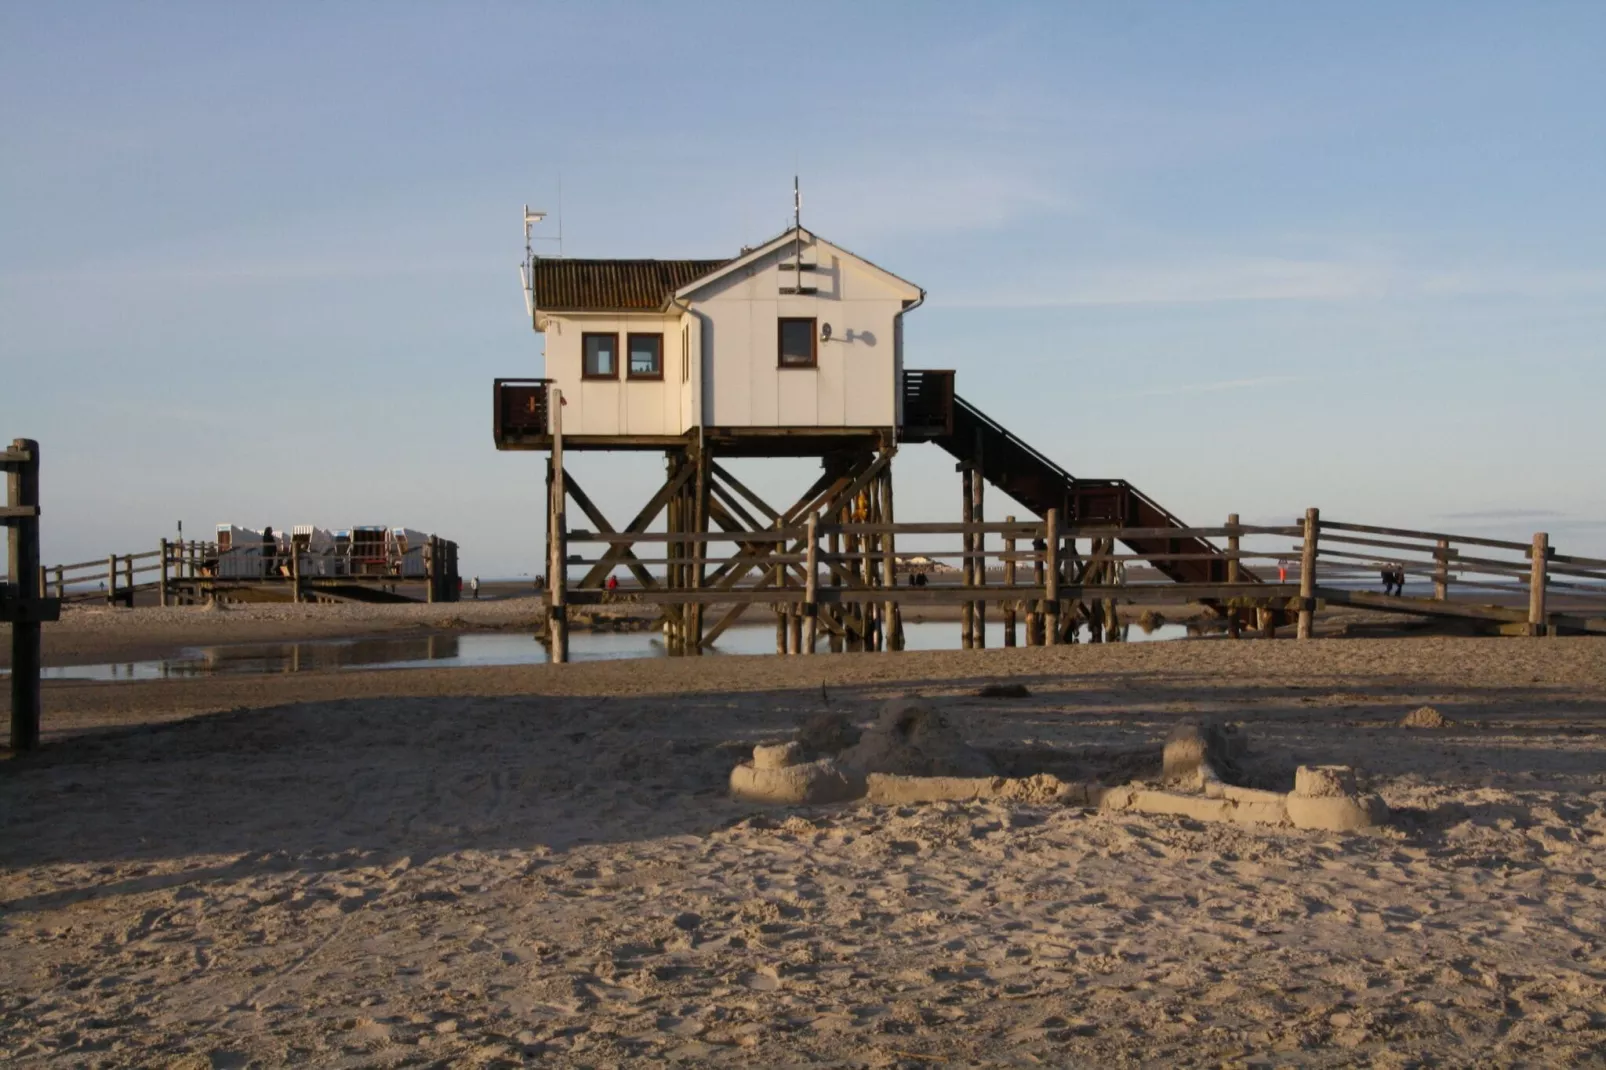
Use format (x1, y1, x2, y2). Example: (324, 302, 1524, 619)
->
(32, 621, 1190, 682)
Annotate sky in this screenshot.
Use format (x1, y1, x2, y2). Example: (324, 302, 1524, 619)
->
(4, 2, 1604, 575)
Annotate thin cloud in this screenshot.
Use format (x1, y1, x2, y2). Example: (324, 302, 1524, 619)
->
(1437, 508, 1567, 521)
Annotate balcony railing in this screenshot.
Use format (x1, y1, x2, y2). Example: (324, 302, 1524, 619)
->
(493, 378, 552, 448)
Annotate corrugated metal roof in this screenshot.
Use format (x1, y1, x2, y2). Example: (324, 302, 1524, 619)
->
(532, 258, 731, 312)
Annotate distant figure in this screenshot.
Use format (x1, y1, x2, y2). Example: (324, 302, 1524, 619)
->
(1379, 565, 1394, 595)
(1278, 561, 1288, 583)
(471, 576, 480, 600)
(533, 574, 544, 592)
(1393, 565, 1407, 596)
(606, 574, 619, 594)
(912, 571, 928, 588)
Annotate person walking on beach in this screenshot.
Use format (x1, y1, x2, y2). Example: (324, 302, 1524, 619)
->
(471, 576, 480, 600)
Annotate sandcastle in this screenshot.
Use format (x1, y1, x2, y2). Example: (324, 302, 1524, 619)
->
(730, 698, 1391, 833)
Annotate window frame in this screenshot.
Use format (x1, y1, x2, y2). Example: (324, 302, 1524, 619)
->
(626, 332, 664, 381)
(777, 317, 818, 369)
(581, 332, 620, 380)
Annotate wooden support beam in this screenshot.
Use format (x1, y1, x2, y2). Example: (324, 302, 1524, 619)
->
(1530, 531, 1549, 637)
(549, 389, 569, 663)
(565, 473, 659, 590)
(1003, 516, 1017, 647)
(576, 457, 697, 590)
(9, 438, 42, 751)
(1297, 507, 1319, 640)
(1044, 509, 1060, 646)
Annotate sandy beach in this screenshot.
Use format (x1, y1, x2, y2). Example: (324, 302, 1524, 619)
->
(2, 634, 1605, 1066)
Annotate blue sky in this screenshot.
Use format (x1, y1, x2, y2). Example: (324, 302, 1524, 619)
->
(4, 2, 1604, 574)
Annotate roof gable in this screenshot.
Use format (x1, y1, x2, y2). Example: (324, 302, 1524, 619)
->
(532, 258, 730, 313)
(673, 227, 923, 303)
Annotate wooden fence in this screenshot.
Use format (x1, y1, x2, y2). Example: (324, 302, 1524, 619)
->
(548, 508, 1606, 660)
(43, 539, 462, 606)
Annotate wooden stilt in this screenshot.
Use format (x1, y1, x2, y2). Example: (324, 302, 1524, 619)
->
(973, 467, 986, 648)
(1002, 517, 1016, 647)
(549, 389, 569, 663)
(881, 460, 898, 653)
(1297, 507, 1319, 640)
(1044, 509, 1060, 646)
(961, 466, 974, 649)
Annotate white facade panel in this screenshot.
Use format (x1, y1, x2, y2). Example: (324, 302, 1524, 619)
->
(531, 229, 922, 436)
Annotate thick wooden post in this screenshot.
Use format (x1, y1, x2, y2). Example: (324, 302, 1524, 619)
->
(827, 523, 843, 653)
(106, 554, 117, 606)
(291, 541, 303, 604)
(1002, 515, 1017, 647)
(960, 466, 974, 649)
(1434, 538, 1450, 601)
(1226, 513, 1242, 640)
(158, 538, 170, 607)
(804, 513, 819, 654)
(1297, 507, 1319, 640)
(54, 565, 64, 600)
(549, 388, 568, 663)
(123, 555, 133, 607)
(1044, 509, 1060, 646)
(971, 466, 986, 648)
(881, 464, 897, 654)
(1529, 531, 1549, 636)
(9, 439, 43, 751)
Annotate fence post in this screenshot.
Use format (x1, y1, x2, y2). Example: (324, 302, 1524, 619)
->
(9, 438, 43, 751)
(1297, 507, 1319, 640)
(54, 565, 64, 600)
(291, 544, 302, 605)
(1529, 532, 1549, 636)
(424, 537, 436, 604)
(106, 554, 117, 606)
(1433, 538, 1450, 601)
(1226, 513, 1242, 640)
(1044, 509, 1060, 646)
(123, 554, 133, 607)
(1003, 515, 1017, 647)
(804, 514, 819, 654)
(960, 466, 974, 649)
(158, 538, 170, 607)
(549, 388, 568, 663)
(971, 466, 986, 649)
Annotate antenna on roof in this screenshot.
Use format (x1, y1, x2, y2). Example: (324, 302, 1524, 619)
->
(520, 185, 565, 323)
(793, 175, 801, 230)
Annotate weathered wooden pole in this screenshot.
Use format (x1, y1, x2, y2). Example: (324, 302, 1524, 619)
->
(1226, 513, 1242, 640)
(549, 387, 568, 663)
(690, 443, 708, 654)
(1002, 515, 1017, 647)
(972, 467, 986, 648)
(1434, 538, 1450, 601)
(804, 513, 819, 654)
(106, 554, 117, 606)
(960, 466, 974, 648)
(1297, 507, 1319, 640)
(291, 540, 303, 605)
(1044, 509, 1060, 646)
(9, 438, 43, 751)
(54, 565, 64, 600)
(881, 465, 898, 654)
(1529, 531, 1549, 636)
(158, 538, 170, 607)
(828, 522, 843, 653)
(424, 537, 436, 604)
(123, 555, 133, 607)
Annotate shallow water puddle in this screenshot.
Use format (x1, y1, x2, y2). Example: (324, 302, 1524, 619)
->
(18, 621, 1189, 682)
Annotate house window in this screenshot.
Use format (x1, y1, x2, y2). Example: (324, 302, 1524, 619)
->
(627, 333, 663, 380)
(778, 317, 816, 368)
(582, 333, 618, 379)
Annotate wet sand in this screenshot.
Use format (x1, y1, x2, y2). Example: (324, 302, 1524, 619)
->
(2, 638, 1605, 1065)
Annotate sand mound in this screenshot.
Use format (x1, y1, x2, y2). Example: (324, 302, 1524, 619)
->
(977, 683, 1031, 698)
(1401, 705, 1452, 729)
(796, 712, 861, 757)
(838, 698, 995, 779)
(1162, 719, 1247, 786)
